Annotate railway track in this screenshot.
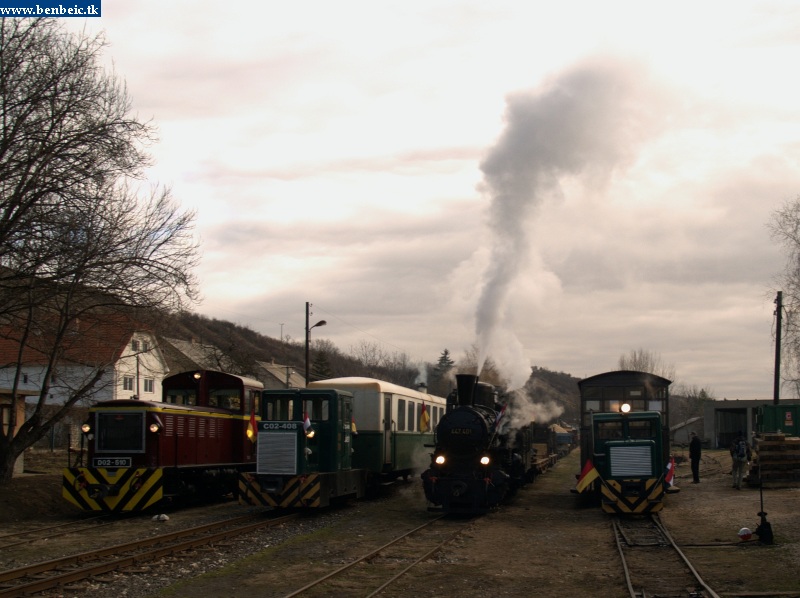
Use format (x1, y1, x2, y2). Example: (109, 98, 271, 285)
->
(613, 514, 720, 598)
(283, 515, 471, 597)
(0, 515, 114, 552)
(0, 512, 299, 597)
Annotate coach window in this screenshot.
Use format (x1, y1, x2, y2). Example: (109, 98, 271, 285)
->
(397, 399, 406, 431)
(408, 402, 416, 432)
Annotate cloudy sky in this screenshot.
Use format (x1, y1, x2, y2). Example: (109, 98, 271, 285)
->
(72, 1, 800, 397)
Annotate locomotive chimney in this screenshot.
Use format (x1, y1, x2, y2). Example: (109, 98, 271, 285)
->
(456, 374, 479, 406)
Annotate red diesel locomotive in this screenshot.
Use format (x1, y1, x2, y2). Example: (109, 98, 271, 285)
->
(62, 370, 262, 513)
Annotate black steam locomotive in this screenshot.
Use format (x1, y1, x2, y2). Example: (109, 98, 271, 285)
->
(421, 374, 538, 514)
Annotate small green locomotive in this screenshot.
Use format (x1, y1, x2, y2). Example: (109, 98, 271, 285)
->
(575, 370, 673, 514)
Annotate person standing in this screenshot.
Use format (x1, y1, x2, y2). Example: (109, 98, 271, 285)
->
(689, 432, 702, 483)
(730, 431, 752, 490)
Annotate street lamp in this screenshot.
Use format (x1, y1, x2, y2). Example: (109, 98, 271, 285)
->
(305, 302, 327, 387)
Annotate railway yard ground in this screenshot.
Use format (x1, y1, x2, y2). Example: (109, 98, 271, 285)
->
(3, 448, 800, 597)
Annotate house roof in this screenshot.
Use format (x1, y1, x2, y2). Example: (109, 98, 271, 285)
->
(256, 361, 305, 388)
(160, 337, 238, 373)
(0, 314, 145, 367)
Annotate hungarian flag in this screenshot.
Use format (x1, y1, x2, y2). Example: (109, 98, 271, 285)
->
(665, 456, 675, 486)
(303, 412, 312, 432)
(493, 404, 507, 429)
(419, 402, 430, 433)
(576, 459, 600, 493)
(246, 407, 257, 443)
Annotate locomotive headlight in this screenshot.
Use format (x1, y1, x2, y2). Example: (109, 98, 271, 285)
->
(81, 423, 92, 434)
(149, 415, 164, 434)
(480, 456, 490, 466)
(621, 402, 631, 414)
(435, 455, 446, 465)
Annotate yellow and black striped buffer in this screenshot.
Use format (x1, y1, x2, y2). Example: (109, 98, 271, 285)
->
(239, 473, 323, 508)
(62, 467, 164, 513)
(600, 478, 666, 515)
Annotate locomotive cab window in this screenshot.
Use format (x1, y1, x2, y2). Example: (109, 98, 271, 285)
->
(584, 400, 601, 412)
(209, 389, 241, 410)
(648, 400, 663, 412)
(627, 400, 646, 412)
(628, 420, 656, 439)
(303, 397, 329, 421)
(263, 397, 294, 421)
(596, 421, 623, 439)
(165, 390, 196, 406)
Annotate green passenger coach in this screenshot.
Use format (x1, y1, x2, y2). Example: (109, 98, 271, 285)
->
(309, 377, 447, 482)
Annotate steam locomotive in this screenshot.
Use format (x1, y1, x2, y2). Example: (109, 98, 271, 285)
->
(421, 374, 539, 514)
(62, 370, 262, 513)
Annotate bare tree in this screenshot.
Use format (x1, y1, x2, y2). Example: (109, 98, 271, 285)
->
(617, 348, 676, 381)
(770, 197, 800, 393)
(0, 19, 199, 482)
(671, 384, 714, 425)
(460, 344, 506, 387)
(348, 340, 387, 371)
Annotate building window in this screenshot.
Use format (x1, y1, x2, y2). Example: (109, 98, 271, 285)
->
(142, 341, 150, 352)
(123, 376, 134, 391)
(1, 405, 9, 435)
(144, 378, 154, 393)
(131, 340, 139, 351)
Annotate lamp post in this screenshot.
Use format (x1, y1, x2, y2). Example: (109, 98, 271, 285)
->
(305, 302, 326, 387)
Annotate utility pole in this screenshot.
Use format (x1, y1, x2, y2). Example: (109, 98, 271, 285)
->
(774, 290, 782, 405)
(304, 302, 327, 388)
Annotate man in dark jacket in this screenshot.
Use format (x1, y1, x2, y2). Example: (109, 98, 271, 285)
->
(689, 432, 702, 483)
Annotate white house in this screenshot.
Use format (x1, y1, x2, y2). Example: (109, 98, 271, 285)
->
(0, 317, 169, 406)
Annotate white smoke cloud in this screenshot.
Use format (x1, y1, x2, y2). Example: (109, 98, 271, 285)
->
(475, 56, 667, 389)
(504, 388, 565, 432)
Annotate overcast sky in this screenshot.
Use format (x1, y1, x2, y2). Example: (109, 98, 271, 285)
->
(72, 1, 800, 398)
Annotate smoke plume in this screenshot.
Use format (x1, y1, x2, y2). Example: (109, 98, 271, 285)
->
(475, 57, 661, 388)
